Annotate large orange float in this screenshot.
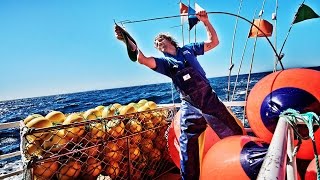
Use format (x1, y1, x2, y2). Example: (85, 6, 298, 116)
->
(167, 109, 244, 168)
(200, 136, 269, 180)
(246, 68, 320, 160)
(305, 155, 320, 180)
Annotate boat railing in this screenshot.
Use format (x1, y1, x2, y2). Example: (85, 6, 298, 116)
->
(257, 116, 296, 180)
(0, 101, 247, 179)
(258, 113, 320, 180)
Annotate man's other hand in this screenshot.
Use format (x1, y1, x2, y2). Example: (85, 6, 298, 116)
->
(196, 10, 209, 23)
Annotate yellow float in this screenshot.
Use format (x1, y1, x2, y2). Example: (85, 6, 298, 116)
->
(33, 160, 59, 179)
(82, 157, 102, 178)
(104, 142, 122, 161)
(57, 160, 82, 180)
(129, 145, 140, 161)
(140, 139, 153, 153)
(45, 111, 65, 124)
(134, 154, 148, 170)
(116, 138, 127, 149)
(25, 117, 53, 142)
(151, 112, 163, 126)
(102, 103, 122, 118)
(23, 114, 43, 125)
(144, 101, 157, 110)
(137, 105, 153, 122)
(130, 134, 142, 145)
(154, 135, 167, 150)
(33, 159, 59, 179)
(63, 113, 85, 140)
(25, 140, 42, 158)
(94, 105, 105, 117)
(83, 109, 100, 120)
(105, 161, 120, 179)
(106, 119, 125, 138)
(149, 148, 161, 162)
(137, 99, 148, 107)
(85, 144, 100, 157)
(142, 120, 156, 140)
(119, 104, 136, 115)
(42, 129, 68, 152)
(126, 119, 142, 133)
(84, 109, 106, 142)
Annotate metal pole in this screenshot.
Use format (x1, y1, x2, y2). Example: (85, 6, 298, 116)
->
(286, 126, 298, 180)
(188, 0, 190, 43)
(180, 0, 185, 46)
(273, 0, 278, 72)
(257, 117, 288, 180)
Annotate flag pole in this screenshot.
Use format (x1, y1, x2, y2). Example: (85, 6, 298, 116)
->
(188, 0, 191, 43)
(194, 0, 197, 43)
(180, 0, 185, 46)
(272, 0, 279, 72)
(278, 0, 306, 65)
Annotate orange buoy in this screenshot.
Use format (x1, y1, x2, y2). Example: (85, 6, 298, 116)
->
(167, 118, 180, 168)
(200, 135, 269, 180)
(305, 156, 320, 180)
(246, 68, 320, 160)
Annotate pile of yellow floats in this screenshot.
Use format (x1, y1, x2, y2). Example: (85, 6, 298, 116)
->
(21, 99, 175, 180)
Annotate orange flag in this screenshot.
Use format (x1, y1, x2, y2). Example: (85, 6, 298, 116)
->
(248, 19, 273, 38)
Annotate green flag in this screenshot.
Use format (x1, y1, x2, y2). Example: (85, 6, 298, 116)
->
(293, 4, 320, 24)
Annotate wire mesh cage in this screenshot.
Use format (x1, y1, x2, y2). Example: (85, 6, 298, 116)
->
(20, 105, 176, 180)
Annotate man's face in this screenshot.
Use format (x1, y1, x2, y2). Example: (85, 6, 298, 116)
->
(155, 37, 169, 52)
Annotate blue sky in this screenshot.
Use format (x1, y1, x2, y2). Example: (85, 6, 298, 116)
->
(0, 0, 319, 101)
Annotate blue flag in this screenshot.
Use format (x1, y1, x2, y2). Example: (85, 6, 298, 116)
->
(188, 6, 199, 30)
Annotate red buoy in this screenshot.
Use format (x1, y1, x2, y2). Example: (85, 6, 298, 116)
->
(200, 136, 269, 180)
(246, 68, 320, 160)
(167, 109, 245, 168)
(167, 110, 221, 168)
(305, 156, 320, 180)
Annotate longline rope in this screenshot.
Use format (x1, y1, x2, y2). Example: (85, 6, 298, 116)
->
(226, 0, 243, 102)
(231, 10, 258, 103)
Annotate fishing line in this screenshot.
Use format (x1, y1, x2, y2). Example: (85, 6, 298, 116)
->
(242, 0, 268, 121)
(119, 11, 284, 70)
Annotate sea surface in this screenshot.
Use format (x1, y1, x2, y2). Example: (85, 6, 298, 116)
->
(0, 67, 319, 178)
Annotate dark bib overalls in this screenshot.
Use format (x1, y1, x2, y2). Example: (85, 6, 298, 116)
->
(170, 59, 243, 180)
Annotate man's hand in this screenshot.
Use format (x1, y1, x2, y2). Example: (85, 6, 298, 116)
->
(114, 25, 125, 42)
(196, 10, 209, 23)
(114, 24, 137, 51)
(114, 23, 138, 61)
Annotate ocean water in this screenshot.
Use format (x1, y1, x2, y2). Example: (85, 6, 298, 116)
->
(0, 67, 318, 177)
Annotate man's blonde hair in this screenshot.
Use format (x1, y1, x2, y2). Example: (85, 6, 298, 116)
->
(154, 33, 179, 49)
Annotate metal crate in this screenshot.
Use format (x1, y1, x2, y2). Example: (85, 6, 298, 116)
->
(20, 106, 176, 180)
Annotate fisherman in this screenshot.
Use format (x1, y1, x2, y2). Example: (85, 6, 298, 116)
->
(115, 10, 244, 180)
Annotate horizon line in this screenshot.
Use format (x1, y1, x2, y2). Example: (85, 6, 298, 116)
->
(1, 65, 319, 102)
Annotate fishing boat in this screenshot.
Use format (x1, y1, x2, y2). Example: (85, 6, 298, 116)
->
(0, 1, 320, 180)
